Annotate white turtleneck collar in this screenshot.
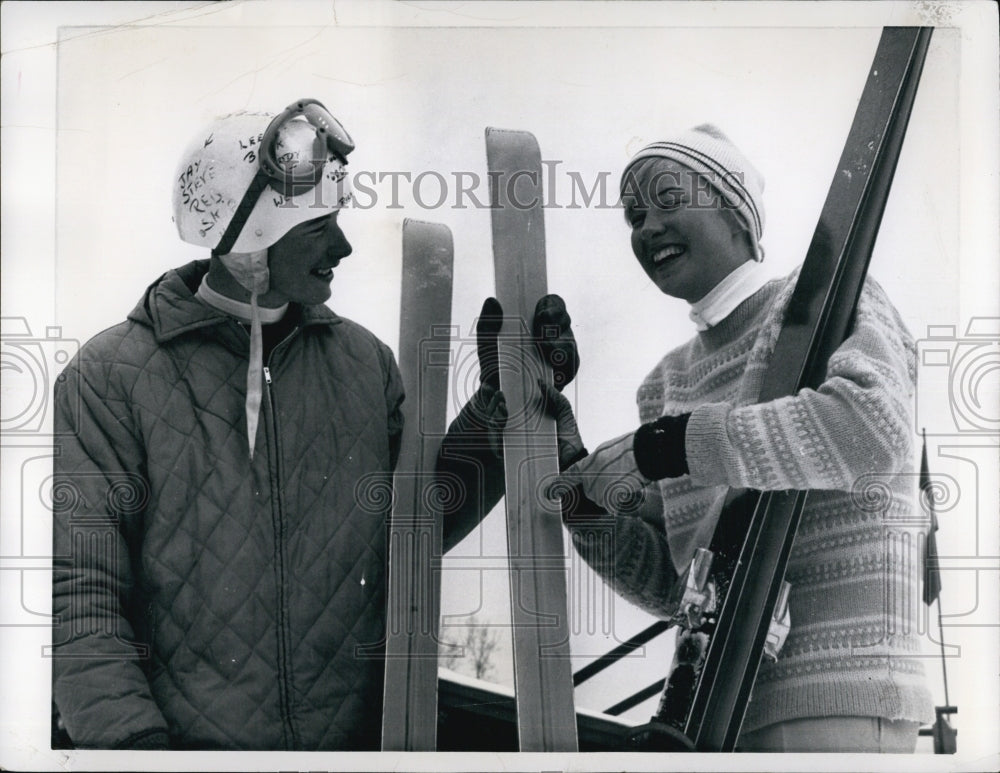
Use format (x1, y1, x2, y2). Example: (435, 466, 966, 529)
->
(689, 260, 771, 331)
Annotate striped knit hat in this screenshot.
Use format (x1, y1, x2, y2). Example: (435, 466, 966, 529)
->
(621, 124, 766, 261)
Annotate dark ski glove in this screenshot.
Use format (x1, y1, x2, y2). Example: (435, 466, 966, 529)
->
(633, 413, 690, 480)
(468, 293, 581, 459)
(530, 293, 580, 391)
(476, 296, 504, 391)
(476, 294, 581, 392)
(436, 295, 582, 550)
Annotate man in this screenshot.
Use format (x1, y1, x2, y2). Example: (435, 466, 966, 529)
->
(50, 99, 400, 751)
(554, 124, 935, 752)
(50, 98, 576, 751)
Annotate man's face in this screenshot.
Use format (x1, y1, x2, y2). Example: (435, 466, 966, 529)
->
(266, 211, 352, 305)
(624, 158, 751, 302)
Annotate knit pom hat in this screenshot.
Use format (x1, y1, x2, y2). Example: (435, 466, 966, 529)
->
(621, 124, 766, 260)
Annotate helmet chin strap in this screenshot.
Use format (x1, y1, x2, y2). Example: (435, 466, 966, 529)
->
(219, 249, 270, 296)
(216, 248, 273, 460)
(244, 293, 264, 460)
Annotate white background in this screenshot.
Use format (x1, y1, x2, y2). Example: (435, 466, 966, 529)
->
(2, 1, 998, 771)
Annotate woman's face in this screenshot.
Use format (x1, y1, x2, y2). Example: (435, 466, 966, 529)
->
(624, 158, 753, 302)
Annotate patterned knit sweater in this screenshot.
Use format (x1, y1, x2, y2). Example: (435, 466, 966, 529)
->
(578, 270, 935, 733)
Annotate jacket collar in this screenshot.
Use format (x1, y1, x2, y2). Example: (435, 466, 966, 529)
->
(127, 259, 342, 343)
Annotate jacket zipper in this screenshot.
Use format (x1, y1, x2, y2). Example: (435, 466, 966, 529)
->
(234, 319, 305, 749)
(262, 359, 299, 749)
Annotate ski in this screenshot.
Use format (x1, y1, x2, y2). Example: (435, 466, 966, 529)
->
(381, 218, 454, 751)
(485, 127, 579, 752)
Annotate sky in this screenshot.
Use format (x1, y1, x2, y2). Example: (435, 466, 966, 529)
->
(1, 1, 998, 771)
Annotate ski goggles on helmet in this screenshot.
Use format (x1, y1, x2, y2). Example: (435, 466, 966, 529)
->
(260, 98, 354, 197)
(215, 98, 354, 256)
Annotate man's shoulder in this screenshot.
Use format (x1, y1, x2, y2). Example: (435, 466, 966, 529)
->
(315, 313, 399, 377)
(327, 314, 392, 351)
(53, 319, 160, 405)
(74, 319, 159, 371)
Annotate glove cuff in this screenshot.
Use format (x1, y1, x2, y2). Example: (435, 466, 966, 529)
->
(558, 481, 610, 527)
(633, 413, 691, 480)
(560, 446, 589, 472)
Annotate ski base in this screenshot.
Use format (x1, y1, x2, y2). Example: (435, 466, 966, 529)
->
(486, 127, 578, 753)
(381, 219, 454, 751)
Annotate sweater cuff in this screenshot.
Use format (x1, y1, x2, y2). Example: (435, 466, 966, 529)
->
(684, 402, 734, 486)
(633, 414, 690, 480)
(115, 728, 170, 750)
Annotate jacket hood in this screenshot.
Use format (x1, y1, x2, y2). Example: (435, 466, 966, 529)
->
(127, 259, 341, 343)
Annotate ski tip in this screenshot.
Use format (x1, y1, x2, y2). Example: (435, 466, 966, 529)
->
(485, 126, 540, 145)
(402, 217, 453, 237)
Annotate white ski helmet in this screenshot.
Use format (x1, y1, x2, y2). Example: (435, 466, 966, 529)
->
(172, 98, 354, 256)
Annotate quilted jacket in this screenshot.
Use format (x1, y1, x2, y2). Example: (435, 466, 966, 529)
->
(51, 260, 404, 750)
